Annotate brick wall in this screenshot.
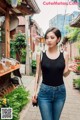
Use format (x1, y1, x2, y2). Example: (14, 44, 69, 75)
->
(71, 42, 79, 58)
(16, 25, 25, 33)
(66, 41, 79, 60)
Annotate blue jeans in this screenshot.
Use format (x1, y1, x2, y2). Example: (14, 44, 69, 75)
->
(38, 83, 66, 120)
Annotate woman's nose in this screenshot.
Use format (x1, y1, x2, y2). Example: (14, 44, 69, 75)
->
(47, 38, 51, 41)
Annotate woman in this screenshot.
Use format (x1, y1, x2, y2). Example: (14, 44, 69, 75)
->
(32, 27, 77, 120)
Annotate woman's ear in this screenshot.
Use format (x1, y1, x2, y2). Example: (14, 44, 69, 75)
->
(57, 37, 60, 43)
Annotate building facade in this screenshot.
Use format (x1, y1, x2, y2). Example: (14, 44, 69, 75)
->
(49, 11, 80, 37)
(0, 0, 40, 59)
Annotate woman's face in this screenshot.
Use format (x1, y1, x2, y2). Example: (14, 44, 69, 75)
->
(45, 31, 59, 48)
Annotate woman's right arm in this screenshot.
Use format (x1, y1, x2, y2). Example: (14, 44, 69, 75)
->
(34, 54, 41, 93)
(32, 53, 41, 103)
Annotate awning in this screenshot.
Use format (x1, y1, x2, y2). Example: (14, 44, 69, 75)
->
(13, 0, 40, 16)
(27, 0, 40, 14)
(10, 16, 19, 31)
(0, 0, 40, 16)
(2, 15, 19, 31)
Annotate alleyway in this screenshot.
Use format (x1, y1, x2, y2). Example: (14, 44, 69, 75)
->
(19, 70, 80, 120)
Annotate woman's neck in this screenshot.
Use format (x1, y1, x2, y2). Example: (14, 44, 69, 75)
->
(48, 46, 58, 53)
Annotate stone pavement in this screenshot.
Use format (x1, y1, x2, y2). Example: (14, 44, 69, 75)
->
(19, 65, 80, 120)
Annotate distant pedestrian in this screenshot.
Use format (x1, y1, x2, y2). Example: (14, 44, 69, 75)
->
(62, 36, 69, 52)
(59, 43, 64, 52)
(32, 27, 77, 120)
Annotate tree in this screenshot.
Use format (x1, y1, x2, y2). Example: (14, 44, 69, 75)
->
(66, 25, 80, 43)
(14, 32, 26, 62)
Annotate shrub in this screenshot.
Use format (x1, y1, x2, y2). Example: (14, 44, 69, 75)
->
(73, 78, 80, 90)
(74, 56, 80, 61)
(77, 66, 80, 71)
(0, 86, 29, 120)
(31, 60, 36, 68)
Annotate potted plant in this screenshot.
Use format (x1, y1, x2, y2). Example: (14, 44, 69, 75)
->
(74, 56, 80, 62)
(31, 60, 36, 74)
(73, 78, 80, 90)
(76, 65, 80, 75)
(74, 55, 80, 74)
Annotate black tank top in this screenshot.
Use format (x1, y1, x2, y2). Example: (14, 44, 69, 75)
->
(41, 52, 65, 86)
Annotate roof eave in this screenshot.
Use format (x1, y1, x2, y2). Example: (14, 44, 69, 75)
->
(27, 0, 40, 14)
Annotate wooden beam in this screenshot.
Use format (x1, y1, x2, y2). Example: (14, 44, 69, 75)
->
(10, 9, 24, 16)
(0, 7, 6, 14)
(17, 3, 34, 15)
(5, 8, 10, 58)
(9, 9, 18, 17)
(0, 0, 8, 10)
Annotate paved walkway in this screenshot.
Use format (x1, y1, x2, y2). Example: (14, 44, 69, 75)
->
(19, 66, 80, 120)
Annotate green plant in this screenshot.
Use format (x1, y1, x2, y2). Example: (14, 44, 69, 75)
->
(74, 56, 80, 60)
(31, 60, 36, 74)
(74, 56, 80, 63)
(76, 43, 80, 55)
(0, 98, 9, 108)
(73, 78, 80, 89)
(14, 32, 26, 62)
(0, 86, 30, 120)
(77, 66, 80, 71)
(10, 40, 16, 58)
(31, 60, 36, 68)
(66, 25, 80, 43)
(21, 48, 26, 64)
(14, 32, 26, 50)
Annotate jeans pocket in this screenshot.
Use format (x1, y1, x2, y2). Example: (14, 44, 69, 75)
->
(39, 83, 51, 95)
(59, 85, 66, 97)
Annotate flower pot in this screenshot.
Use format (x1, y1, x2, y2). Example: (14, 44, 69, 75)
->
(77, 60, 80, 62)
(74, 83, 80, 89)
(76, 71, 80, 75)
(11, 0, 18, 8)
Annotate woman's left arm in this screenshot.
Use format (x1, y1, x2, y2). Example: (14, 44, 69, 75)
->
(63, 52, 77, 77)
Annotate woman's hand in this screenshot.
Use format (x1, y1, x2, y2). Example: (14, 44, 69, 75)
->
(68, 61, 78, 72)
(35, 35, 41, 42)
(32, 92, 37, 104)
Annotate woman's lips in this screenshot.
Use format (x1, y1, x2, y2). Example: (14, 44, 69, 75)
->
(47, 43, 51, 45)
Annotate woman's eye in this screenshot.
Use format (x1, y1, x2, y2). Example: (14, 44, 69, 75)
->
(51, 37, 54, 39)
